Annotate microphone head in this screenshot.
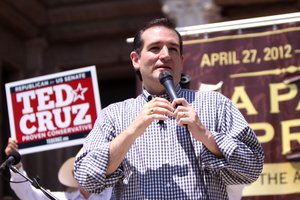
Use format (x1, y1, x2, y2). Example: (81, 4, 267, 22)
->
(159, 71, 173, 85)
(8, 151, 21, 165)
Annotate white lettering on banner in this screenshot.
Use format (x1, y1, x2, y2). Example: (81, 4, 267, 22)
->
(54, 84, 74, 107)
(16, 84, 74, 114)
(64, 73, 86, 82)
(47, 124, 92, 137)
(14, 80, 50, 92)
(53, 107, 71, 128)
(46, 136, 70, 144)
(20, 124, 92, 142)
(46, 137, 62, 144)
(19, 103, 91, 135)
(72, 103, 91, 125)
(16, 83, 91, 135)
(22, 132, 47, 141)
(16, 90, 36, 114)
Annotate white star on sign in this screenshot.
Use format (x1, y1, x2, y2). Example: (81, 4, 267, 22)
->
(72, 83, 88, 102)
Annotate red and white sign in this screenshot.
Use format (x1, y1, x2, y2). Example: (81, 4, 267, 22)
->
(5, 66, 101, 155)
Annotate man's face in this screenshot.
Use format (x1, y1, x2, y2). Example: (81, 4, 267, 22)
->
(131, 26, 183, 94)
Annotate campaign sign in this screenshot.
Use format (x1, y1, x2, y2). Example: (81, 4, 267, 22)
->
(5, 66, 101, 155)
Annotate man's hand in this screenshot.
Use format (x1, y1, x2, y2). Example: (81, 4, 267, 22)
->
(5, 138, 22, 168)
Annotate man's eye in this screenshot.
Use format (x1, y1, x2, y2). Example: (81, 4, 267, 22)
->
(170, 47, 178, 52)
(150, 47, 160, 51)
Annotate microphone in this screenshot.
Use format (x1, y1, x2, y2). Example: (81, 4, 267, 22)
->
(159, 71, 178, 101)
(0, 151, 21, 172)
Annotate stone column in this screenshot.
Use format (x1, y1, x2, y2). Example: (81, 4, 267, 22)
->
(161, 0, 221, 27)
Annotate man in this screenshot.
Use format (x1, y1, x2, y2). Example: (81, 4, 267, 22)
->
(5, 138, 112, 200)
(74, 18, 264, 199)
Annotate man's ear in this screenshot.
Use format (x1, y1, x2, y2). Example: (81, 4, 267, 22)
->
(130, 51, 140, 71)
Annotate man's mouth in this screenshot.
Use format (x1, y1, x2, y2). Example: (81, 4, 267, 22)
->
(156, 66, 171, 70)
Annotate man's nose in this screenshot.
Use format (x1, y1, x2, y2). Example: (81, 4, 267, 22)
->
(159, 46, 171, 60)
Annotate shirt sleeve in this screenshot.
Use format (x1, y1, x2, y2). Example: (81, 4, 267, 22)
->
(10, 167, 67, 200)
(201, 93, 264, 185)
(74, 107, 126, 194)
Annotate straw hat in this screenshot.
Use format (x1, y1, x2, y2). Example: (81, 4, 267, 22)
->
(57, 157, 79, 188)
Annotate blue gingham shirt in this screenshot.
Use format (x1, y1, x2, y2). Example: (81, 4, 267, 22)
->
(74, 86, 264, 200)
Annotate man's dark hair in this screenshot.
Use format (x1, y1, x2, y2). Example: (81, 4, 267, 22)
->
(133, 18, 183, 55)
(133, 18, 183, 81)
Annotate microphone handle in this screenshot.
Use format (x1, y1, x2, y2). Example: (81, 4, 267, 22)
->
(162, 80, 178, 101)
(165, 87, 177, 101)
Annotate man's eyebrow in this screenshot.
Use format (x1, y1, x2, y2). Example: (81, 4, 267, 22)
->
(148, 41, 161, 46)
(169, 42, 180, 47)
(148, 41, 179, 47)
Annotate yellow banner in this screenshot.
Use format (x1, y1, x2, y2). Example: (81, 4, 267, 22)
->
(243, 162, 300, 196)
(182, 22, 300, 199)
